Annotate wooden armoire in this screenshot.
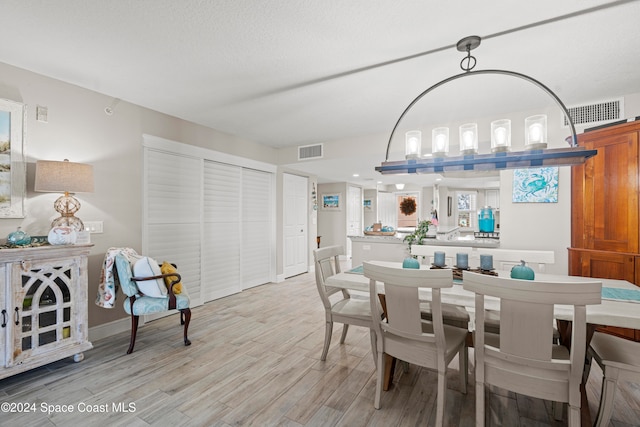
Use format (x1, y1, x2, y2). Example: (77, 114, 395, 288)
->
(569, 119, 640, 340)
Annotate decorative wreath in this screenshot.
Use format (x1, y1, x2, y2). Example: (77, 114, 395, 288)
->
(400, 197, 417, 216)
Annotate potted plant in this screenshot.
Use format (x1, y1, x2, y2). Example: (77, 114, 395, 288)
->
(403, 219, 432, 249)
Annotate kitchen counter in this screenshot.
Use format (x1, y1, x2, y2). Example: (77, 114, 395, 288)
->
(349, 233, 500, 266)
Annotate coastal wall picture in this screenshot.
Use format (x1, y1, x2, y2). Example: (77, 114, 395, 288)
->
(512, 166, 559, 203)
(0, 99, 26, 218)
(321, 193, 341, 210)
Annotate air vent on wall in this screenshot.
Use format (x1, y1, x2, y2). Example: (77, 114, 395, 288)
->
(562, 98, 624, 127)
(298, 143, 323, 160)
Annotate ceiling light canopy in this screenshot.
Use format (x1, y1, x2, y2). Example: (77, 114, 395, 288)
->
(376, 35, 597, 175)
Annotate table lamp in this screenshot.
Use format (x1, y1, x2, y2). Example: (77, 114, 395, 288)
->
(34, 159, 94, 231)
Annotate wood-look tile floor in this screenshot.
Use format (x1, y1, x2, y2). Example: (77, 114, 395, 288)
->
(1, 270, 639, 426)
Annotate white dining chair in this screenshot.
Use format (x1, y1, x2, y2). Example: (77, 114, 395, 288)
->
(463, 271, 602, 427)
(586, 331, 640, 427)
(363, 261, 468, 427)
(313, 246, 378, 363)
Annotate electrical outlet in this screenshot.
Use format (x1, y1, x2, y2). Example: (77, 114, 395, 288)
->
(84, 221, 103, 233)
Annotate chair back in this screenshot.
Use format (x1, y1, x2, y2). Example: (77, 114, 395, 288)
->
(313, 246, 345, 307)
(115, 253, 140, 297)
(363, 261, 454, 360)
(463, 271, 601, 400)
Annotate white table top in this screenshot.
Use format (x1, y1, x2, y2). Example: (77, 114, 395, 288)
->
(326, 263, 640, 330)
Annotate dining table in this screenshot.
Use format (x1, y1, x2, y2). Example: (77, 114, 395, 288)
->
(325, 261, 640, 426)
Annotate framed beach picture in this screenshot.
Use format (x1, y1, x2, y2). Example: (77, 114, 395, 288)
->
(512, 167, 559, 203)
(363, 199, 372, 210)
(0, 99, 26, 218)
(321, 193, 341, 211)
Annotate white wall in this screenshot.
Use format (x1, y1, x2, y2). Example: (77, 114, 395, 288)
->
(0, 61, 279, 328)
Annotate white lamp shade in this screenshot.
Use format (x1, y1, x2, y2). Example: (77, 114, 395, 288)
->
(459, 123, 478, 154)
(432, 127, 449, 156)
(34, 159, 94, 193)
(405, 130, 422, 159)
(525, 115, 548, 149)
(491, 119, 511, 152)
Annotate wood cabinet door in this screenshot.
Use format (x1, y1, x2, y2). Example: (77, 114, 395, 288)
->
(568, 248, 635, 284)
(575, 128, 639, 253)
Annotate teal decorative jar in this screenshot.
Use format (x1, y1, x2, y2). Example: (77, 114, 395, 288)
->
(402, 257, 420, 269)
(7, 227, 31, 246)
(510, 260, 535, 280)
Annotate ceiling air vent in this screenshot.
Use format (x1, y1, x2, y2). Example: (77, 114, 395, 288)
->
(562, 98, 624, 127)
(298, 143, 323, 160)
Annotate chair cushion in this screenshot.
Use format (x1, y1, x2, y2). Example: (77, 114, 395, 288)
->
(124, 294, 190, 315)
(133, 257, 168, 298)
(160, 261, 183, 294)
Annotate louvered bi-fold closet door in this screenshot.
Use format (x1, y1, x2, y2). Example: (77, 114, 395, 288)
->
(145, 149, 203, 307)
(242, 168, 273, 289)
(202, 160, 242, 301)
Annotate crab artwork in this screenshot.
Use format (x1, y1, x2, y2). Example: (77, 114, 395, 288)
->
(512, 167, 559, 203)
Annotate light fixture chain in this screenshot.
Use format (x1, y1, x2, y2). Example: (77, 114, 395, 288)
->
(460, 43, 477, 72)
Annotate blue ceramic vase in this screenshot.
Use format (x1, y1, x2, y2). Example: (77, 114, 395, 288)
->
(402, 257, 420, 269)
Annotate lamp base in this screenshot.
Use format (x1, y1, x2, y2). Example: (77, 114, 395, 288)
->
(51, 193, 85, 231)
(51, 216, 85, 232)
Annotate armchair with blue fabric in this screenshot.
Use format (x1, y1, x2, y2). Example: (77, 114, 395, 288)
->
(114, 253, 192, 354)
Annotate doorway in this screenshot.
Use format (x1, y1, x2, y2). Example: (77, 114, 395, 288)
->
(283, 173, 308, 278)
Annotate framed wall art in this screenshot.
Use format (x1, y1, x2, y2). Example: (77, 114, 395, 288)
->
(321, 193, 341, 211)
(0, 99, 26, 218)
(512, 166, 559, 203)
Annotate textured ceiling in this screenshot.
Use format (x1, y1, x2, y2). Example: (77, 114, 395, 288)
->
(2, 0, 640, 186)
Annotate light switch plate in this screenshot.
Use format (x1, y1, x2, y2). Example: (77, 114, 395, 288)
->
(84, 221, 103, 233)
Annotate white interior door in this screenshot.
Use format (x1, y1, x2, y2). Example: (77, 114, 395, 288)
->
(283, 173, 308, 278)
(346, 185, 362, 258)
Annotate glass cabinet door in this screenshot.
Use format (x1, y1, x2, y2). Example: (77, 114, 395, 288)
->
(10, 258, 78, 366)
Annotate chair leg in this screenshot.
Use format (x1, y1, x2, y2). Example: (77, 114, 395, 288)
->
(181, 308, 192, 346)
(374, 350, 384, 409)
(567, 404, 580, 427)
(476, 382, 485, 427)
(339, 323, 349, 344)
(321, 321, 333, 361)
(594, 369, 619, 427)
(369, 329, 377, 367)
(459, 345, 468, 394)
(127, 315, 140, 354)
(552, 401, 563, 420)
(436, 370, 447, 427)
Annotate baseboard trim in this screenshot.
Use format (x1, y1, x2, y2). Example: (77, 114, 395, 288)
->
(89, 317, 134, 342)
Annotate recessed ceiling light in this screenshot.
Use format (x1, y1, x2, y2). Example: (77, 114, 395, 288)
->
(353, 173, 359, 177)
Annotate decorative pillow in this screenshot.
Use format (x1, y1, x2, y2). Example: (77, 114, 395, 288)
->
(160, 261, 182, 295)
(133, 257, 168, 298)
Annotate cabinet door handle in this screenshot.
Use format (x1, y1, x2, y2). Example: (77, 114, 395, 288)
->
(1, 309, 6, 328)
(14, 307, 19, 325)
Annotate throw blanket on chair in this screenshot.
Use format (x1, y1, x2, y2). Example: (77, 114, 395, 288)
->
(95, 247, 139, 308)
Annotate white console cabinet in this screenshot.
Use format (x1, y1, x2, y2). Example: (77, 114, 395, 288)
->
(0, 244, 93, 380)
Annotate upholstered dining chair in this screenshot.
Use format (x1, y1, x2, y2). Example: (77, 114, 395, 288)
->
(313, 246, 378, 363)
(114, 253, 191, 354)
(463, 271, 602, 427)
(363, 261, 468, 426)
(586, 331, 640, 427)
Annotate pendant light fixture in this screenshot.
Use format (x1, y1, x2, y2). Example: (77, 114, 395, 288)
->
(376, 35, 597, 175)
